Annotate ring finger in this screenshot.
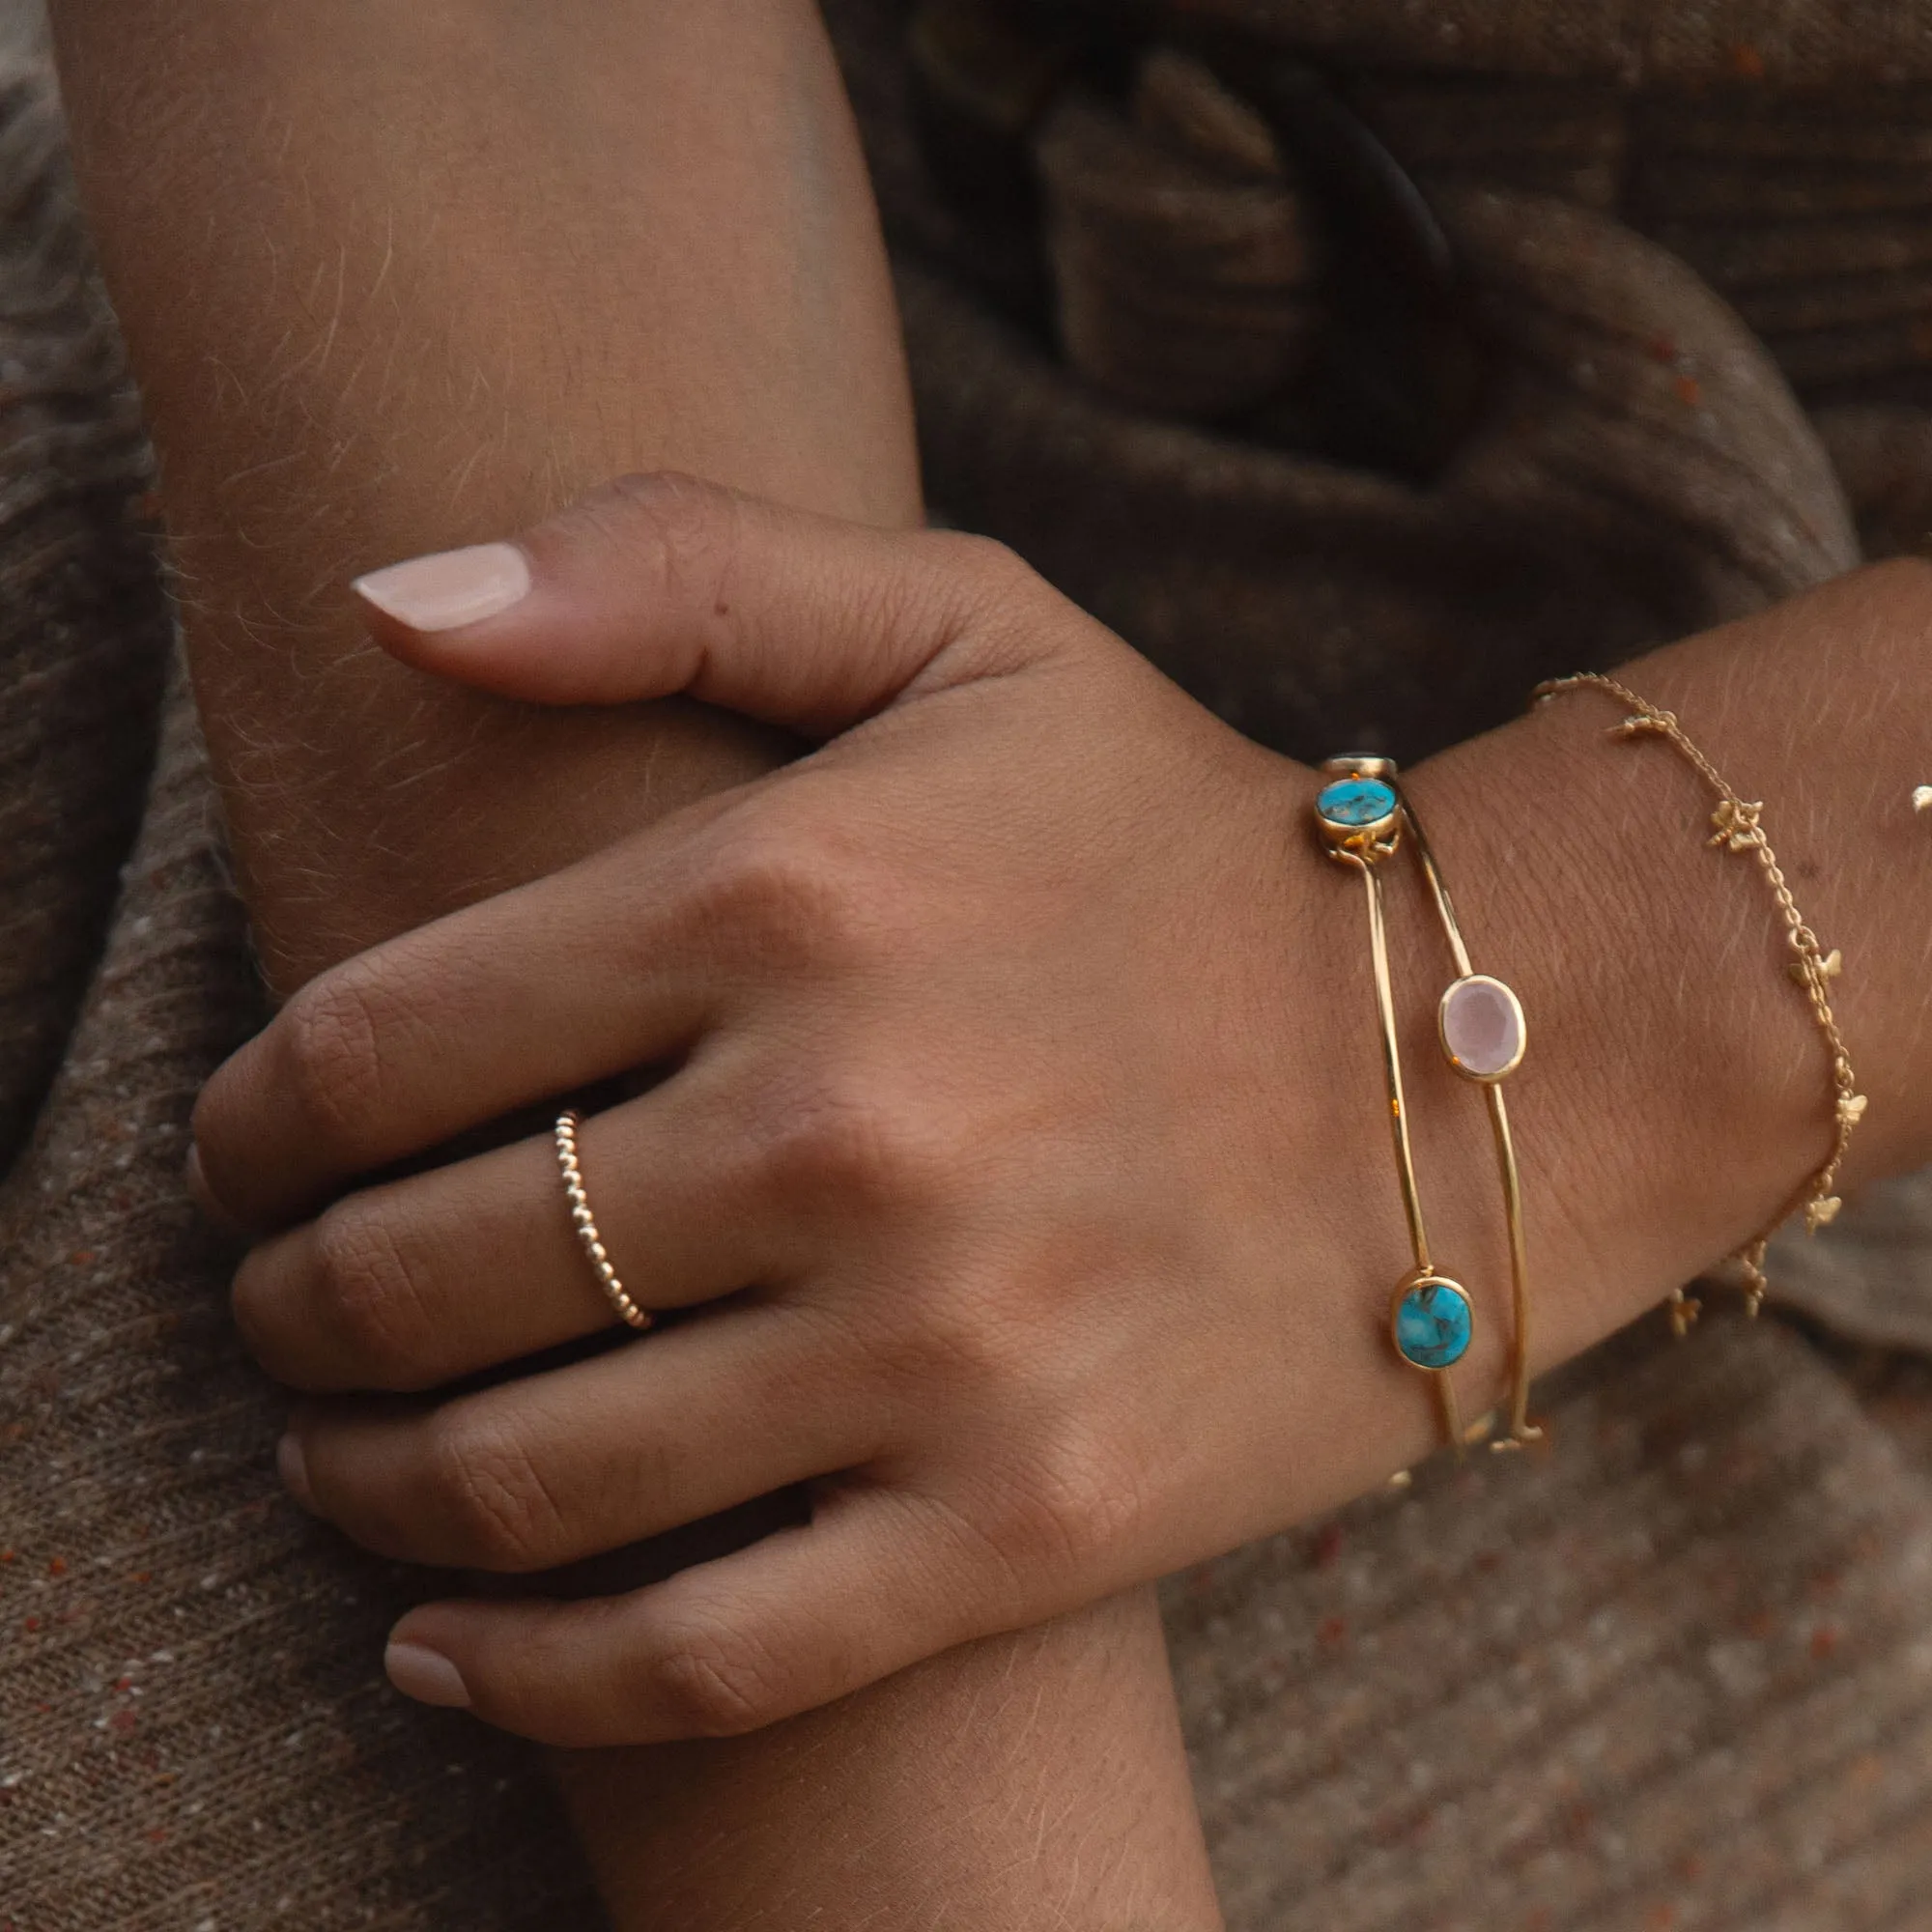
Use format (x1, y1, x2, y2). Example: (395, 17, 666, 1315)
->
(235, 1065, 787, 1394)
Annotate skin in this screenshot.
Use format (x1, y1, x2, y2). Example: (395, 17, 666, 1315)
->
(48, 0, 1221, 1923)
(192, 478, 1932, 1746)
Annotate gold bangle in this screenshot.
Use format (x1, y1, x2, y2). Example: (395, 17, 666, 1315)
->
(1398, 794, 1544, 1450)
(1314, 760, 1484, 1459)
(1532, 674, 1865, 1329)
(554, 1109, 653, 1333)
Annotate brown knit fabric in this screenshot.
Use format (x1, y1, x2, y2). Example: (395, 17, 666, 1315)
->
(8, 6, 1932, 1926)
(1769, 1170, 1932, 1357)
(1167, 1314, 1932, 1932)
(2, 668, 606, 1932)
(1119, 1, 1932, 88)
(867, 43, 1861, 758)
(0, 64, 169, 1178)
(905, 7, 1932, 400)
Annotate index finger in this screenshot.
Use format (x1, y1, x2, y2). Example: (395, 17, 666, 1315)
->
(190, 810, 729, 1229)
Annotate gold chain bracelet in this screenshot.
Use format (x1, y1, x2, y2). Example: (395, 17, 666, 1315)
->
(1532, 674, 1865, 1331)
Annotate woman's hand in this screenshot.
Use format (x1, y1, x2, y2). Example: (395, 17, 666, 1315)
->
(190, 475, 1613, 1747)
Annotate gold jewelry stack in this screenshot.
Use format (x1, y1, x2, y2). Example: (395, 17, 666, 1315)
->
(1533, 674, 1865, 1333)
(1312, 757, 1541, 1460)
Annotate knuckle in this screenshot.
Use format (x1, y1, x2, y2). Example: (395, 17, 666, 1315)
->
(995, 1427, 1144, 1577)
(307, 1200, 440, 1387)
(575, 470, 738, 602)
(648, 1622, 790, 1738)
(757, 1072, 962, 1217)
(916, 531, 1038, 629)
(912, 530, 1087, 676)
(424, 1407, 568, 1572)
(229, 1236, 319, 1382)
(900, 1281, 1016, 1390)
(694, 812, 885, 969)
(274, 964, 390, 1163)
(920, 528, 1027, 591)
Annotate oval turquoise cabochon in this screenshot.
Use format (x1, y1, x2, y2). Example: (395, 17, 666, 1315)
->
(1394, 1278, 1473, 1371)
(1317, 776, 1398, 828)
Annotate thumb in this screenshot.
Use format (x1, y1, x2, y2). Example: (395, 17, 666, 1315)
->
(352, 472, 1041, 736)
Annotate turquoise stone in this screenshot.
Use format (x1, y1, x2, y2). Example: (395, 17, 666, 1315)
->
(1317, 776, 1398, 829)
(1394, 1280, 1473, 1371)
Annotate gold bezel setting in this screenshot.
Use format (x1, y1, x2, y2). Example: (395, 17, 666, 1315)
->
(1389, 1271, 1475, 1373)
(1314, 772, 1404, 860)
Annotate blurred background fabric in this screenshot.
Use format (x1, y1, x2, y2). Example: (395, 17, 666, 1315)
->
(5, 3, 1932, 1926)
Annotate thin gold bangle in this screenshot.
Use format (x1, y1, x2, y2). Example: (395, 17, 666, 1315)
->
(1399, 796, 1543, 1450)
(1532, 673, 1866, 1328)
(1314, 760, 1478, 1460)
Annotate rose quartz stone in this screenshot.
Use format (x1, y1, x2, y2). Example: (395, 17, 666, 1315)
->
(1441, 976, 1523, 1079)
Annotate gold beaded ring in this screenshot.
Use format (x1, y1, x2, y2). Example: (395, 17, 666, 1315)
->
(1533, 674, 1865, 1330)
(554, 1109, 653, 1333)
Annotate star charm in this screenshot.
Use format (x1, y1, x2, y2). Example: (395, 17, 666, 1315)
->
(1838, 1093, 1869, 1126)
(1790, 949, 1843, 985)
(1709, 798, 1764, 852)
(1805, 1195, 1843, 1234)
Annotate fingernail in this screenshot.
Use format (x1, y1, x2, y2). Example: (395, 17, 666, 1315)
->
(353, 542, 531, 632)
(385, 1639, 471, 1709)
(276, 1431, 315, 1511)
(185, 1143, 245, 1237)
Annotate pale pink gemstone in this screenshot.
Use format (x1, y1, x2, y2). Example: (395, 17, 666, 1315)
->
(1440, 976, 1524, 1080)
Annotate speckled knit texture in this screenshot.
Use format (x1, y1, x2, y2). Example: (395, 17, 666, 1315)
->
(0, 673, 604, 1931)
(1164, 1316, 1932, 1932)
(1097, 0, 1932, 87)
(845, 2, 1865, 762)
(0, 64, 169, 1178)
(8, 10, 1932, 1928)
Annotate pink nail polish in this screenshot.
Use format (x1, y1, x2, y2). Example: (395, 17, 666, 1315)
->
(353, 542, 531, 632)
(386, 1640, 471, 1709)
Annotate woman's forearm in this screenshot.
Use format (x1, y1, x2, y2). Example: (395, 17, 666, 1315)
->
(49, 0, 915, 993)
(45, 3, 1221, 1924)
(555, 1589, 1219, 1931)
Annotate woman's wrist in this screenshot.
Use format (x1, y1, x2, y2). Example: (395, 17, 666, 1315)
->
(1400, 705, 1779, 1368)
(1401, 559, 1932, 1371)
